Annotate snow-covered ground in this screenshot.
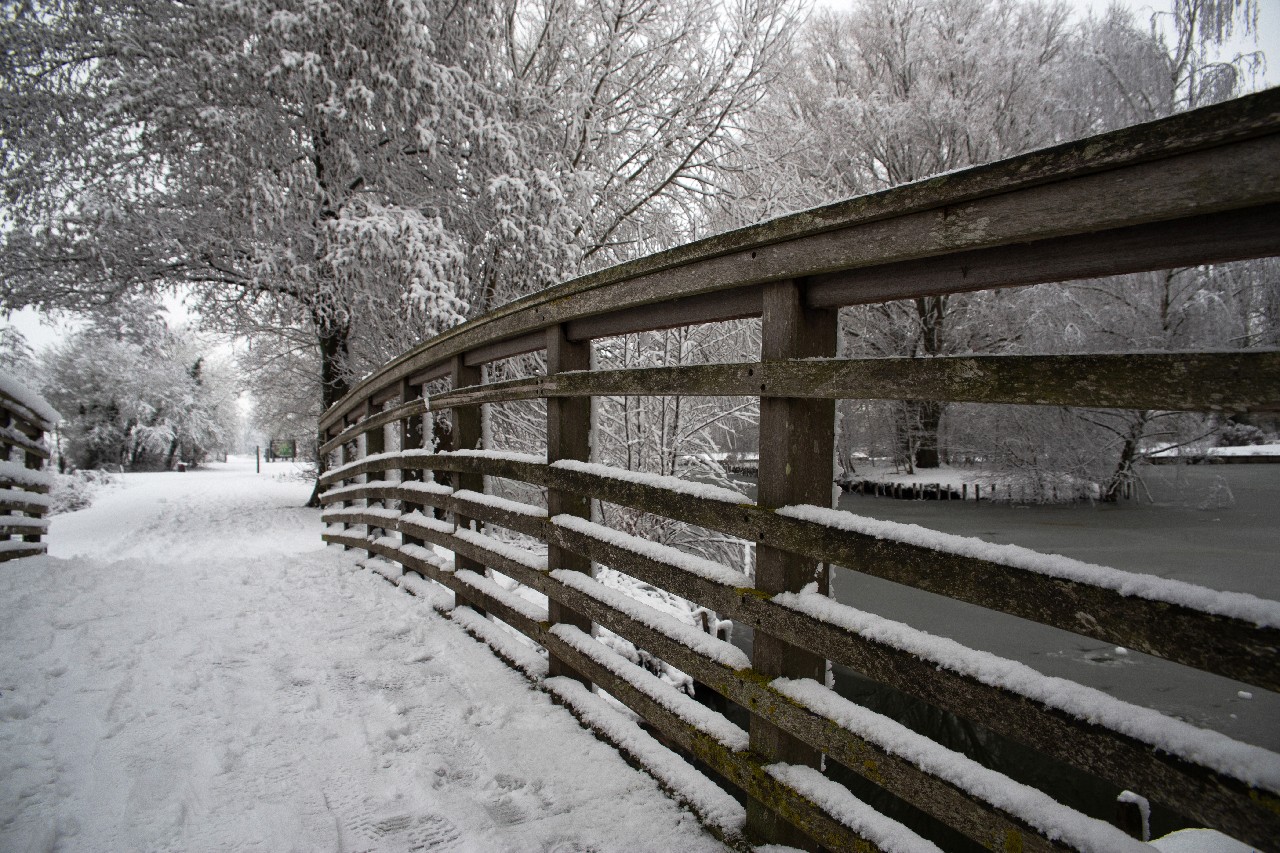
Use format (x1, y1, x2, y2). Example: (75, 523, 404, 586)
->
(0, 456, 726, 852)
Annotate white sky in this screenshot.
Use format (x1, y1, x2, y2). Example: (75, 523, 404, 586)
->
(4, 0, 1276, 354)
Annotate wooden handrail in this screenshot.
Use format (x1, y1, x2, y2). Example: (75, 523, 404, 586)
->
(0, 381, 56, 562)
(320, 90, 1280, 434)
(318, 89, 1280, 852)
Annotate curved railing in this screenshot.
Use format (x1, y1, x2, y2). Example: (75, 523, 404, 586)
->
(0, 376, 57, 561)
(319, 89, 1280, 852)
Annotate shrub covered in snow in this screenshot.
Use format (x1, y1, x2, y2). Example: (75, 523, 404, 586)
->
(49, 469, 116, 515)
(1217, 420, 1265, 447)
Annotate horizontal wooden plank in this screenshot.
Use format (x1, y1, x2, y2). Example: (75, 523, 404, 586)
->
(565, 285, 765, 342)
(0, 544, 46, 562)
(541, 521, 1279, 850)
(426, 350, 1280, 414)
(319, 90, 1280, 432)
(328, 504, 1279, 848)
(538, 461, 1280, 691)
(0, 500, 47, 516)
(0, 394, 56, 432)
(541, 624, 895, 853)
(319, 483, 548, 540)
(493, 545, 1078, 852)
(319, 398, 428, 455)
(735, 590, 1280, 851)
(345, 533, 549, 641)
(317, 452, 1280, 693)
(807, 202, 1280, 308)
(0, 479, 50, 495)
(404, 360, 452, 387)
(0, 429, 51, 459)
(0, 523, 46, 537)
(462, 331, 547, 368)
(318, 451, 550, 489)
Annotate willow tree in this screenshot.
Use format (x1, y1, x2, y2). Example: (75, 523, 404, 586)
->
(717, 0, 1263, 477)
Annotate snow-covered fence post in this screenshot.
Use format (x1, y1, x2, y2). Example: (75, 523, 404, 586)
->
(400, 379, 425, 547)
(0, 377, 58, 561)
(451, 356, 485, 613)
(545, 324, 593, 684)
(338, 424, 357, 549)
(364, 397, 386, 554)
(748, 280, 836, 849)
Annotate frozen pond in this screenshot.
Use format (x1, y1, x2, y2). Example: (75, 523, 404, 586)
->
(824, 463, 1279, 749)
(833, 462, 1279, 597)
(726, 463, 1278, 846)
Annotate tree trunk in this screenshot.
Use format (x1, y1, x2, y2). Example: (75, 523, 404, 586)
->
(904, 295, 948, 469)
(307, 315, 352, 508)
(914, 399, 944, 469)
(1102, 411, 1150, 502)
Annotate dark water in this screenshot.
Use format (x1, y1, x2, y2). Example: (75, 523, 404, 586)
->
(720, 463, 1279, 849)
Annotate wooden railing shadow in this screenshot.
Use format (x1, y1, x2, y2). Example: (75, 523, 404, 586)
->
(318, 90, 1280, 852)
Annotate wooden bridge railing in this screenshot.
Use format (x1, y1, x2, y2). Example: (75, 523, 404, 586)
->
(0, 377, 58, 562)
(319, 90, 1280, 852)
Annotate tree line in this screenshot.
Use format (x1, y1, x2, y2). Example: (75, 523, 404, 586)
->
(1, 0, 1272, 493)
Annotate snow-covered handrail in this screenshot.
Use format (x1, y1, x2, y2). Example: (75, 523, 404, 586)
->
(0, 375, 58, 563)
(320, 89, 1280, 435)
(318, 90, 1280, 853)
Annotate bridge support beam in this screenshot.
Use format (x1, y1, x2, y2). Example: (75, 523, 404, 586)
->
(546, 323, 593, 684)
(364, 397, 386, 557)
(452, 356, 485, 613)
(339, 416, 357, 549)
(400, 379, 426, 548)
(748, 279, 836, 850)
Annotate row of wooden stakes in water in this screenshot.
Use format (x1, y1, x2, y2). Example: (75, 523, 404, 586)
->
(839, 478, 1136, 502)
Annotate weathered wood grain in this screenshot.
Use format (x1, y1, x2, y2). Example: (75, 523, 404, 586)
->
(540, 520, 1279, 850)
(426, 350, 1280, 413)
(545, 324, 593, 683)
(320, 91, 1280, 433)
(321, 500, 1280, 848)
(319, 397, 426, 455)
(317, 450, 1280, 692)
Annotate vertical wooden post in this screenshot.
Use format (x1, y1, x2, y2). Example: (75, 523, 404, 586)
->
(750, 279, 835, 849)
(340, 418, 357, 549)
(0, 408, 12, 550)
(451, 356, 485, 608)
(364, 398, 386, 555)
(21, 416, 43, 545)
(400, 379, 426, 548)
(546, 324, 592, 683)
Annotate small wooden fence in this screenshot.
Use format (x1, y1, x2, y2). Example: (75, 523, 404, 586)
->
(0, 377, 57, 561)
(319, 91, 1280, 852)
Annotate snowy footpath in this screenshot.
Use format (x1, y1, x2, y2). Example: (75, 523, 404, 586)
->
(0, 457, 726, 852)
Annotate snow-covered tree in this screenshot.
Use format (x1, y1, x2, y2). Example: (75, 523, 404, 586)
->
(3, 0, 554, 410)
(496, 0, 797, 276)
(39, 304, 239, 470)
(3, 0, 797, 414)
(0, 327, 35, 375)
(716, 0, 1265, 486)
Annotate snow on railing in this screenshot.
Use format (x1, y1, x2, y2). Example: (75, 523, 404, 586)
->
(316, 90, 1280, 853)
(0, 374, 58, 562)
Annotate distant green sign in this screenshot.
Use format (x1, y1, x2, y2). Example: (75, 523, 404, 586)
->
(269, 439, 296, 459)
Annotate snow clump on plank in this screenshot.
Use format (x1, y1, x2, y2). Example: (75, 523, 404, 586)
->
(777, 504, 1280, 628)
